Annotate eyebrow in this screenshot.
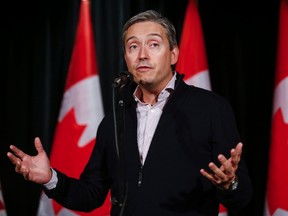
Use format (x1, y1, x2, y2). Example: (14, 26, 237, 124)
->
(126, 33, 164, 44)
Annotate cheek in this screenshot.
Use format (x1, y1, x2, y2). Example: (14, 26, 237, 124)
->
(124, 57, 133, 71)
(158, 55, 171, 68)
(125, 54, 136, 66)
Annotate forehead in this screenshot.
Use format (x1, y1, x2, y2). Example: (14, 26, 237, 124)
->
(125, 21, 166, 41)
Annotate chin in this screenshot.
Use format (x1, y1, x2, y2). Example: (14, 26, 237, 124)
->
(139, 78, 153, 86)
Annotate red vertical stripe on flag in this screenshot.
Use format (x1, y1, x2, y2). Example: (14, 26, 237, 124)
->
(64, 0, 97, 91)
(37, 0, 110, 215)
(265, 0, 288, 215)
(176, 1, 226, 215)
(176, 0, 211, 90)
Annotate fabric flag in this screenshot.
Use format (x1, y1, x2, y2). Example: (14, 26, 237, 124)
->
(264, 0, 288, 215)
(176, 0, 211, 90)
(0, 182, 7, 216)
(37, 0, 110, 215)
(176, 1, 226, 215)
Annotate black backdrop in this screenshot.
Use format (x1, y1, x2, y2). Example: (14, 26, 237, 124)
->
(1, 0, 280, 215)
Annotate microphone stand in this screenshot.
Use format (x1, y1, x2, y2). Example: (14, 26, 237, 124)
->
(112, 81, 129, 216)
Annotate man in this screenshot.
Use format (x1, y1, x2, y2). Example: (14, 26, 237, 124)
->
(7, 10, 252, 215)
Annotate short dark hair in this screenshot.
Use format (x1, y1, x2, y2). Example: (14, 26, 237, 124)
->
(122, 10, 178, 52)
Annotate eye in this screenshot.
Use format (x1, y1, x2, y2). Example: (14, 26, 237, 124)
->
(150, 42, 159, 48)
(127, 44, 138, 52)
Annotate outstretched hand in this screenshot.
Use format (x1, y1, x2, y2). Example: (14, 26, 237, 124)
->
(7, 137, 52, 184)
(200, 142, 243, 190)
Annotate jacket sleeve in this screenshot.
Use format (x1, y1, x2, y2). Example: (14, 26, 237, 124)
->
(210, 97, 253, 210)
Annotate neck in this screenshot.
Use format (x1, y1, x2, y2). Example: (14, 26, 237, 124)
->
(136, 87, 159, 105)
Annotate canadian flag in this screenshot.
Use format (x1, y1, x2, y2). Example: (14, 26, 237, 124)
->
(37, 0, 110, 215)
(176, 0, 226, 215)
(0, 182, 7, 216)
(264, 0, 288, 216)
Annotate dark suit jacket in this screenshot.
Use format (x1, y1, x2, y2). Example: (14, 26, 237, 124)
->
(44, 73, 253, 216)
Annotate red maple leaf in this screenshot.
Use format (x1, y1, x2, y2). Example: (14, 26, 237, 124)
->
(50, 108, 94, 177)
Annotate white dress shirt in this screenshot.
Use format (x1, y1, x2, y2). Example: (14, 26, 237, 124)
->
(133, 73, 176, 164)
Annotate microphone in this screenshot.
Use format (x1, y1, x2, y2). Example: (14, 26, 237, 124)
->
(112, 71, 133, 88)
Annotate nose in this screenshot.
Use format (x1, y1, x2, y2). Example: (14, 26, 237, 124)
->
(138, 46, 148, 60)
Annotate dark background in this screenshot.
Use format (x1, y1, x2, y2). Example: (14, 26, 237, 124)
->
(1, 0, 280, 215)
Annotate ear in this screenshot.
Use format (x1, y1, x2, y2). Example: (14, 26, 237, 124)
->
(171, 46, 179, 65)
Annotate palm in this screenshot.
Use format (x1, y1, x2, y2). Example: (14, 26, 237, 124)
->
(24, 151, 51, 183)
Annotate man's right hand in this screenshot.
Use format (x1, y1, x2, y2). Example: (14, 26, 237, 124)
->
(7, 137, 52, 184)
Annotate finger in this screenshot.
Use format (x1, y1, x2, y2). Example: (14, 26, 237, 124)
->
(34, 137, 44, 154)
(218, 154, 234, 176)
(235, 142, 243, 153)
(210, 157, 229, 178)
(200, 169, 210, 178)
(200, 168, 221, 185)
(200, 169, 216, 182)
(206, 162, 227, 180)
(232, 142, 243, 158)
(231, 143, 243, 165)
(7, 152, 22, 165)
(209, 160, 235, 185)
(9, 145, 26, 159)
